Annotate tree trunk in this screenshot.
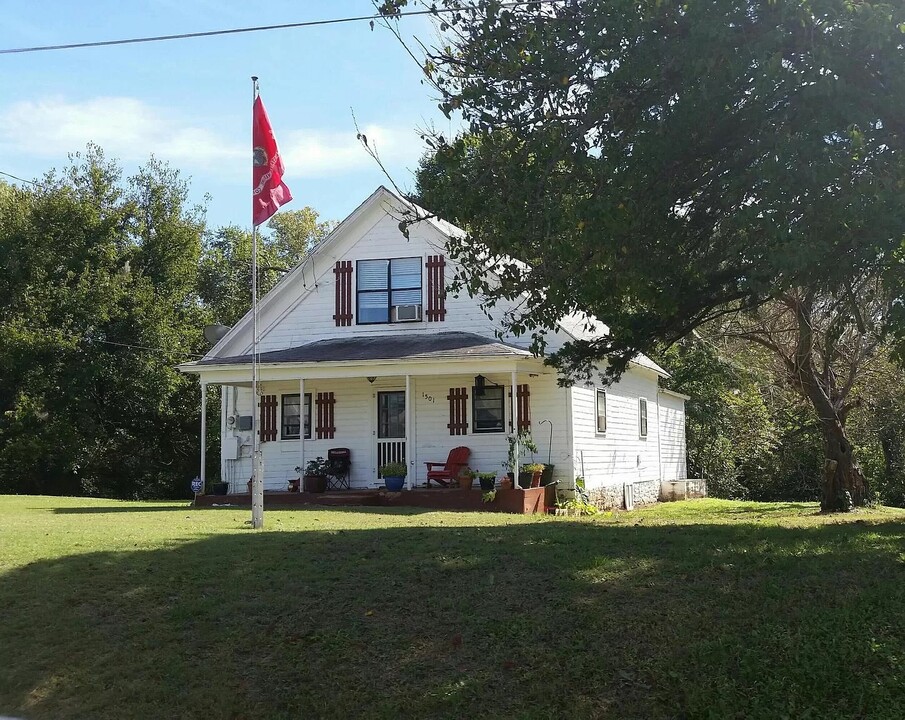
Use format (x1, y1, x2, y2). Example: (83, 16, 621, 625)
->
(818, 417, 867, 512)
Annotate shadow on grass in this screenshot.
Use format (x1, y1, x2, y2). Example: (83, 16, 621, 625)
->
(49, 505, 192, 514)
(1, 519, 904, 720)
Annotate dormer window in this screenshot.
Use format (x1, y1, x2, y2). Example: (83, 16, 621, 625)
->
(357, 258, 422, 324)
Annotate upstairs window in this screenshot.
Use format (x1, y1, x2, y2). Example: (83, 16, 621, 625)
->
(357, 258, 422, 324)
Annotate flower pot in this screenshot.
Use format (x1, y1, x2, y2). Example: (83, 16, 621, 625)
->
(210, 481, 229, 496)
(517, 471, 533, 489)
(500, 476, 513, 490)
(288, 478, 301, 493)
(384, 475, 405, 492)
(458, 476, 475, 491)
(303, 474, 328, 493)
(479, 476, 496, 492)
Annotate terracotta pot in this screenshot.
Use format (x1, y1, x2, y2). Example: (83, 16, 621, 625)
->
(458, 476, 475, 491)
(531, 471, 543, 488)
(500, 477, 513, 490)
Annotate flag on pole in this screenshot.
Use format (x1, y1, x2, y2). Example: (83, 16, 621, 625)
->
(252, 95, 292, 226)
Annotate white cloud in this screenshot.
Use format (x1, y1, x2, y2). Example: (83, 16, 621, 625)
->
(0, 95, 426, 180)
(0, 96, 243, 168)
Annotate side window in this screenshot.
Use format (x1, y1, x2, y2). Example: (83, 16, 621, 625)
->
(639, 397, 648, 438)
(596, 389, 607, 433)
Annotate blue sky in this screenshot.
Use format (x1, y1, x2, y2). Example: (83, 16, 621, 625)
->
(0, 1, 456, 229)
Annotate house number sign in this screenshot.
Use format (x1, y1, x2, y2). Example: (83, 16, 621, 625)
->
(421, 392, 435, 403)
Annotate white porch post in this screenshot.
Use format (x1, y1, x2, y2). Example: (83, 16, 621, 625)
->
(299, 378, 306, 484)
(405, 374, 412, 490)
(200, 382, 207, 491)
(510, 368, 519, 477)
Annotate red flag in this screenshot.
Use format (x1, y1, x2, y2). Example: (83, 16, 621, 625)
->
(252, 95, 292, 226)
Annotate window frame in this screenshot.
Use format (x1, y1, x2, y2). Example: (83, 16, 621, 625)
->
(639, 397, 648, 439)
(596, 389, 607, 434)
(472, 385, 506, 434)
(281, 393, 312, 440)
(355, 257, 423, 325)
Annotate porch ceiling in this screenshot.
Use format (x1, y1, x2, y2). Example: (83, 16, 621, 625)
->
(194, 332, 533, 366)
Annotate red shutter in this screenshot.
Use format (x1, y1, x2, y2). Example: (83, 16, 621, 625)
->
(333, 261, 353, 326)
(509, 384, 531, 432)
(447, 387, 468, 435)
(259, 394, 278, 442)
(517, 384, 531, 432)
(426, 255, 446, 322)
(315, 392, 336, 439)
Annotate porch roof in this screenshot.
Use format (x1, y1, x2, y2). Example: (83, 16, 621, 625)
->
(193, 332, 533, 367)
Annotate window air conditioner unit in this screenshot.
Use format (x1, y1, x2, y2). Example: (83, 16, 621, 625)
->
(392, 304, 423, 322)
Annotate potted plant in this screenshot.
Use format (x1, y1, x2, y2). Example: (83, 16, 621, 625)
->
(502, 431, 539, 483)
(380, 462, 407, 492)
(520, 463, 545, 488)
(301, 459, 330, 493)
(458, 467, 476, 490)
(477, 472, 497, 492)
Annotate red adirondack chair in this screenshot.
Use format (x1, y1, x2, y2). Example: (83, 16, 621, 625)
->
(424, 446, 471, 487)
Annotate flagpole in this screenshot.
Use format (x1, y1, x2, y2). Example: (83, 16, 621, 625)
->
(250, 75, 264, 530)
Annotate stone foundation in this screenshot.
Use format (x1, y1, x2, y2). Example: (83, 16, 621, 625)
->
(588, 479, 660, 510)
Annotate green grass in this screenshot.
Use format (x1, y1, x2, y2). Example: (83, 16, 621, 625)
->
(2, 496, 905, 719)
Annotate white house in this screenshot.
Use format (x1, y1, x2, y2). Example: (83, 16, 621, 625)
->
(178, 187, 688, 508)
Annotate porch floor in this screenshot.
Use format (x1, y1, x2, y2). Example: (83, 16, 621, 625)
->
(195, 486, 550, 514)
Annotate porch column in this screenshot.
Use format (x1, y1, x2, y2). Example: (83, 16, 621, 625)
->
(199, 382, 208, 491)
(299, 378, 305, 483)
(405, 374, 412, 490)
(510, 368, 519, 472)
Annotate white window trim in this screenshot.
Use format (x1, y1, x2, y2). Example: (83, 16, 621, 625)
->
(595, 388, 607, 435)
(639, 396, 648, 439)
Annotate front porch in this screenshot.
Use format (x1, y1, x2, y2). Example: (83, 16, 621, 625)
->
(195, 485, 552, 514)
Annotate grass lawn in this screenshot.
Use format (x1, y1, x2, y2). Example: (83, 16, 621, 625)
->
(1, 497, 904, 719)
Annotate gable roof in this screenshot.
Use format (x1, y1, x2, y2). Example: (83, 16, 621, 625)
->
(202, 185, 667, 377)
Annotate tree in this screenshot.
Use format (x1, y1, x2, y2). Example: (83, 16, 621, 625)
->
(0, 148, 210, 498)
(384, 0, 905, 510)
(198, 208, 334, 328)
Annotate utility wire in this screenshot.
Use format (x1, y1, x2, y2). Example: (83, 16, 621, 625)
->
(0, 1, 552, 55)
(0, 170, 39, 185)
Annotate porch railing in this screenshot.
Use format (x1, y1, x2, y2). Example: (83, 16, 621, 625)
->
(377, 440, 405, 475)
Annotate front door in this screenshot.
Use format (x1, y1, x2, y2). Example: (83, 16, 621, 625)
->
(376, 391, 406, 476)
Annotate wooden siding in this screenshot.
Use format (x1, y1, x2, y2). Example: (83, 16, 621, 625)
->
(658, 392, 688, 481)
(570, 367, 663, 490)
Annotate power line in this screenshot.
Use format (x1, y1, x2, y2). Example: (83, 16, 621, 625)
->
(0, 170, 39, 185)
(0, 1, 552, 56)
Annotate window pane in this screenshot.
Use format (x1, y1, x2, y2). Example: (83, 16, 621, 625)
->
(640, 398, 648, 437)
(391, 288, 422, 306)
(596, 390, 607, 433)
(282, 394, 311, 439)
(390, 258, 421, 289)
(358, 291, 389, 323)
(282, 395, 300, 438)
(357, 260, 389, 290)
(473, 386, 504, 432)
(378, 391, 405, 438)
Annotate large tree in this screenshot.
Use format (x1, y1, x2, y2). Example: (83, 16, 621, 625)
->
(0, 149, 209, 498)
(383, 0, 905, 510)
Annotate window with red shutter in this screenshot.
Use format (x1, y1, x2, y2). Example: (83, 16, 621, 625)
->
(447, 387, 468, 435)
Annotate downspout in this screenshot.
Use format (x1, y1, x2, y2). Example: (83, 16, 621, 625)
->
(656, 390, 663, 481)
